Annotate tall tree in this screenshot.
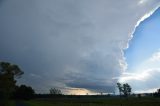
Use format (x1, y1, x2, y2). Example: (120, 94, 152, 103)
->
(117, 82, 123, 96)
(117, 82, 131, 97)
(0, 62, 24, 101)
(122, 83, 131, 97)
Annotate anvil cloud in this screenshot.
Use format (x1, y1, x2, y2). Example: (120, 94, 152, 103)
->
(0, 0, 160, 94)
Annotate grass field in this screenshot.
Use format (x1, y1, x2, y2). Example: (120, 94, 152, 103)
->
(0, 100, 15, 106)
(24, 97, 160, 106)
(9, 101, 16, 106)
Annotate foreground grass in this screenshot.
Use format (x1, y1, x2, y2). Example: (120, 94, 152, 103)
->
(8, 101, 16, 106)
(24, 97, 160, 106)
(0, 100, 15, 106)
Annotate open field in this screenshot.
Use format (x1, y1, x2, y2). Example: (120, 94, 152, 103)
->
(0, 100, 16, 106)
(24, 97, 160, 106)
(9, 101, 16, 106)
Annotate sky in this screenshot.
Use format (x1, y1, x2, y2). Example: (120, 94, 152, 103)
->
(121, 7, 160, 93)
(0, 0, 160, 95)
(125, 8, 160, 71)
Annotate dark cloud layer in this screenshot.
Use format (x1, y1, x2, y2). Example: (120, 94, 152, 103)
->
(0, 0, 159, 94)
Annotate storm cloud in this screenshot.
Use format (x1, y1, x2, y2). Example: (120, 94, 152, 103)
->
(0, 0, 160, 94)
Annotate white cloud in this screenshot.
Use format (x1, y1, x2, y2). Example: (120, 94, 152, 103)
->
(120, 50, 160, 93)
(138, 0, 147, 5)
(134, 88, 158, 93)
(119, 70, 151, 82)
(149, 50, 160, 62)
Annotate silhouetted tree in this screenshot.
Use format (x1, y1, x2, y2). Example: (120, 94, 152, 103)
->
(117, 83, 131, 97)
(117, 82, 123, 97)
(122, 83, 131, 97)
(0, 62, 23, 105)
(138, 94, 141, 98)
(157, 88, 160, 94)
(14, 85, 35, 100)
(49, 88, 62, 95)
(153, 88, 160, 97)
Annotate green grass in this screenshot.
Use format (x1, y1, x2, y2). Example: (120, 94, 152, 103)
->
(24, 97, 160, 106)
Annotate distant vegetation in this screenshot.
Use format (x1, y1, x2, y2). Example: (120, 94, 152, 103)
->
(49, 88, 62, 95)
